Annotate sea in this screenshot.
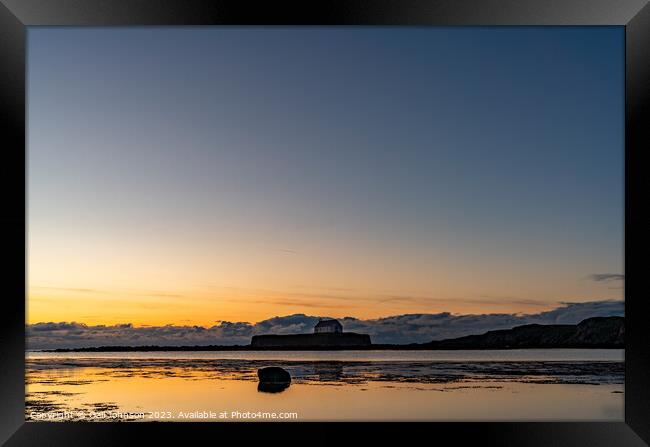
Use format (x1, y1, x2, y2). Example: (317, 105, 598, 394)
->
(25, 349, 624, 422)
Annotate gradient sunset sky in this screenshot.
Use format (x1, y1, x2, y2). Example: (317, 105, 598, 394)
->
(27, 27, 623, 327)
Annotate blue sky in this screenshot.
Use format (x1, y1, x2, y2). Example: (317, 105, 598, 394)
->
(27, 27, 624, 326)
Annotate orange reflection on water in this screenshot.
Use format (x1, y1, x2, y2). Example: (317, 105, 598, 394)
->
(26, 362, 623, 422)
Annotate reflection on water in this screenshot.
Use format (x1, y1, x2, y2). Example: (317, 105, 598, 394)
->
(26, 349, 625, 362)
(258, 382, 291, 393)
(25, 351, 624, 422)
(314, 363, 344, 382)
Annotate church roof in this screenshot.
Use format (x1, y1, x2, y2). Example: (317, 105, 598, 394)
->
(315, 319, 342, 328)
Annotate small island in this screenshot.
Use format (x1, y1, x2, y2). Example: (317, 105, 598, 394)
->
(251, 319, 372, 348)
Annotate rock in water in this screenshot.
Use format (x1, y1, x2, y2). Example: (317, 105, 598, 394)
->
(258, 366, 291, 384)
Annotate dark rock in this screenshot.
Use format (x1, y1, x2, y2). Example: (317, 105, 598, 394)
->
(423, 316, 624, 349)
(258, 366, 291, 384)
(568, 316, 624, 345)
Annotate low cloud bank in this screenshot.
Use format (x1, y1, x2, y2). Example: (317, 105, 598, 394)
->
(27, 300, 624, 349)
(589, 273, 624, 283)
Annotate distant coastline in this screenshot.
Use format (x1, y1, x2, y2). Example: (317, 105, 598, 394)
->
(43, 316, 623, 352)
(251, 332, 372, 348)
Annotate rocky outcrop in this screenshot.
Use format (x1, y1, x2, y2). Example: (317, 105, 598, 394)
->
(423, 316, 624, 349)
(258, 366, 291, 383)
(567, 316, 624, 345)
(257, 366, 291, 393)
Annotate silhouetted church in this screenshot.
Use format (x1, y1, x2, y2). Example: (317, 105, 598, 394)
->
(314, 319, 343, 334)
(251, 317, 370, 347)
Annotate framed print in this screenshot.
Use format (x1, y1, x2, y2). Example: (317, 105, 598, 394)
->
(1, 0, 648, 445)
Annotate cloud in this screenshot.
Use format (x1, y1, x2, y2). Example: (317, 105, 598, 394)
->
(589, 274, 625, 283)
(26, 300, 624, 350)
(277, 248, 298, 254)
(31, 286, 183, 298)
(27, 321, 255, 349)
(33, 287, 101, 294)
(532, 300, 623, 324)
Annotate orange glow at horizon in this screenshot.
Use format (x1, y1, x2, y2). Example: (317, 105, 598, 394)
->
(27, 279, 619, 327)
(27, 221, 623, 327)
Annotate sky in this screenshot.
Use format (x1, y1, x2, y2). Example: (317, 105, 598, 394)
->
(27, 27, 624, 331)
(27, 300, 623, 349)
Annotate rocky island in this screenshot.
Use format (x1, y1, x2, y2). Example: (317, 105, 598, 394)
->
(251, 319, 372, 348)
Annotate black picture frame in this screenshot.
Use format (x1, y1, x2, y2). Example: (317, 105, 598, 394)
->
(1, 0, 648, 445)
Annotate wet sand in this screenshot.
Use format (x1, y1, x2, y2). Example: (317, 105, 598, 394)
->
(26, 355, 624, 422)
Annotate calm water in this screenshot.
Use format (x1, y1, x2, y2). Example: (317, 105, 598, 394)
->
(26, 349, 625, 362)
(26, 350, 624, 422)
